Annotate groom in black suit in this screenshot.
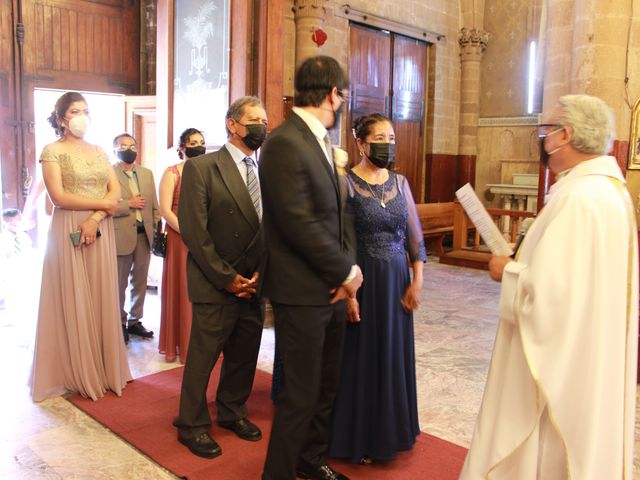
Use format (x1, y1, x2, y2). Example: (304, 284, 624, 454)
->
(260, 56, 363, 480)
(173, 96, 268, 459)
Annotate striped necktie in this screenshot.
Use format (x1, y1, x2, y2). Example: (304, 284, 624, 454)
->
(13, 234, 22, 254)
(243, 157, 261, 219)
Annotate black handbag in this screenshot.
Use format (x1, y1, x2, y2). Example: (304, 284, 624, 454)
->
(151, 220, 167, 257)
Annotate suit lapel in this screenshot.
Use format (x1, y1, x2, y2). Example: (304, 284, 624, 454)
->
(290, 114, 339, 194)
(216, 146, 259, 230)
(117, 165, 133, 196)
(289, 114, 344, 243)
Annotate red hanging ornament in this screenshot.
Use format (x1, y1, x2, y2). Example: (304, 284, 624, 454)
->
(311, 28, 327, 47)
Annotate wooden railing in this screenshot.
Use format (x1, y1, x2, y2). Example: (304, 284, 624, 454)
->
(452, 201, 535, 251)
(440, 201, 536, 270)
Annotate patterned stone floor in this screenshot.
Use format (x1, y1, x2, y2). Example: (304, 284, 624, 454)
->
(1, 259, 638, 478)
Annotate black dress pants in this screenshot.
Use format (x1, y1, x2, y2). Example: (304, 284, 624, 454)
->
(262, 301, 346, 480)
(174, 300, 263, 436)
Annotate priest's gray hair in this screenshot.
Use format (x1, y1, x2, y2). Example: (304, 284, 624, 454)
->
(225, 96, 265, 137)
(558, 94, 615, 155)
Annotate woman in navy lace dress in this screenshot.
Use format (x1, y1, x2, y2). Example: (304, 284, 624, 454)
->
(328, 113, 426, 465)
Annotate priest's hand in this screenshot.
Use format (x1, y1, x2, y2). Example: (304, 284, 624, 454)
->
(488, 256, 512, 282)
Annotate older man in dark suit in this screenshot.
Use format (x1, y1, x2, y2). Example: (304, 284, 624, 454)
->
(260, 56, 363, 480)
(173, 96, 268, 460)
(112, 133, 160, 344)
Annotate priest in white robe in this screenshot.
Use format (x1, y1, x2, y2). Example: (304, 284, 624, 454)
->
(460, 94, 638, 480)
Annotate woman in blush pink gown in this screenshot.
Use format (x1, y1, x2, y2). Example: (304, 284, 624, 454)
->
(30, 91, 132, 402)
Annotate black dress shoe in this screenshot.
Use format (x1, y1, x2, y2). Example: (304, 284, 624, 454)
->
(127, 322, 154, 338)
(177, 430, 222, 459)
(122, 325, 129, 344)
(295, 463, 349, 480)
(217, 418, 262, 441)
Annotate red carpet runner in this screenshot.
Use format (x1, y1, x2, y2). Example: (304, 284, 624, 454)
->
(68, 365, 467, 479)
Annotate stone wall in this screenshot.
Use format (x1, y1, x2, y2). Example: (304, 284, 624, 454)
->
(480, 0, 542, 118)
(282, 0, 462, 155)
(476, 117, 539, 208)
(620, 3, 640, 211)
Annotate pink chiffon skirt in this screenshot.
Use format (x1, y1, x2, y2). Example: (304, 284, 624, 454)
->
(29, 208, 132, 402)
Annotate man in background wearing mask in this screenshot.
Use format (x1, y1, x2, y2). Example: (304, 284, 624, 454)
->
(460, 95, 638, 479)
(173, 96, 267, 460)
(112, 133, 160, 344)
(260, 56, 362, 480)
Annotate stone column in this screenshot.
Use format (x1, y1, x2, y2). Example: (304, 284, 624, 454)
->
(539, 0, 631, 207)
(457, 28, 489, 188)
(541, 0, 575, 111)
(293, 0, 327, 68)
(571, 0, 630, 128)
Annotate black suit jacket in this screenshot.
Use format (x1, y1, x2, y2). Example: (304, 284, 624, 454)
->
(178, 146, 263, 305)
(259, 113, 355, 305)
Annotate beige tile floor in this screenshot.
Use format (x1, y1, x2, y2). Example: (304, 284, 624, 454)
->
(1, 260, 638, 478)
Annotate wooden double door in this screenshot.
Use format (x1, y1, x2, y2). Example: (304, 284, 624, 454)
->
(347, 23, 429, 202)
(0, 0, 140, 211)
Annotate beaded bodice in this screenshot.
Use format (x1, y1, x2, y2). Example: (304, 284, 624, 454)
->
(40, 145, 111, 199)
(347, 170, 426, 262)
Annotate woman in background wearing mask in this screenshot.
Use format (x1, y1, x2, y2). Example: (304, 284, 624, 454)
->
(328, 114, 426, 464)
(158, 128, 205, 363)
(30, 91, 132, 402)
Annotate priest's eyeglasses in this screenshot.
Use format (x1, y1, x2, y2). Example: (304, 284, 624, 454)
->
(537, 123, 564, 139)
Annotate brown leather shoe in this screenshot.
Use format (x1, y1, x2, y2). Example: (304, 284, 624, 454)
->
(217, 418, 262, 441)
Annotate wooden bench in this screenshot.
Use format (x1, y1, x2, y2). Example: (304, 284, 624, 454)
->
(415, 202, 455, 256)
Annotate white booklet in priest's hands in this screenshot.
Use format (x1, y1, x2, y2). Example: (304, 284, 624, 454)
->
(455, 183, 513, 257)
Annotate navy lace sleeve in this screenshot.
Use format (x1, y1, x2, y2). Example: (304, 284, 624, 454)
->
(399, 175, 427, 263)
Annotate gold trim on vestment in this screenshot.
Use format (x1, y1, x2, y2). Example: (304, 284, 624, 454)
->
(610, 177, 634, 480)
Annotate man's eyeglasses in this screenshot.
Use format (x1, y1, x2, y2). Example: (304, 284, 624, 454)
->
(116, 145, 138, 152)
(537, 123, 563, 138)
(336, 90, 351, 103)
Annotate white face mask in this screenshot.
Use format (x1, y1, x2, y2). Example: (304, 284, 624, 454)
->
(67, 115, 91, 137)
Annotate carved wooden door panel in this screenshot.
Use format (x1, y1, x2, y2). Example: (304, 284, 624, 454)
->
(347, 24, 428, 202)
(0, 0, 21, 209)
(1, 0, 140, 211)
(391, 34, 427, 201)
(347, 24, 390, 168)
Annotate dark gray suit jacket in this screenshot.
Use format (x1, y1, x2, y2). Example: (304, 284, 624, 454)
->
(178, 146, 263, 305)
(259, 113, 355, 305)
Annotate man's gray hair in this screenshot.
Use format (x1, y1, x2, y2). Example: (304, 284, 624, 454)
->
(225, 96, 264, 137)
(558, 94, 615, 155)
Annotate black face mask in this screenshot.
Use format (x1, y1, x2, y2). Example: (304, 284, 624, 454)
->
(240, 123, 267, 151)
(367, 143, 395, 169)
(117, 149, 137, 164)
(184, 145, 206, 158)
(539, 138, 549, 167)
(328, 97, 345, 130)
